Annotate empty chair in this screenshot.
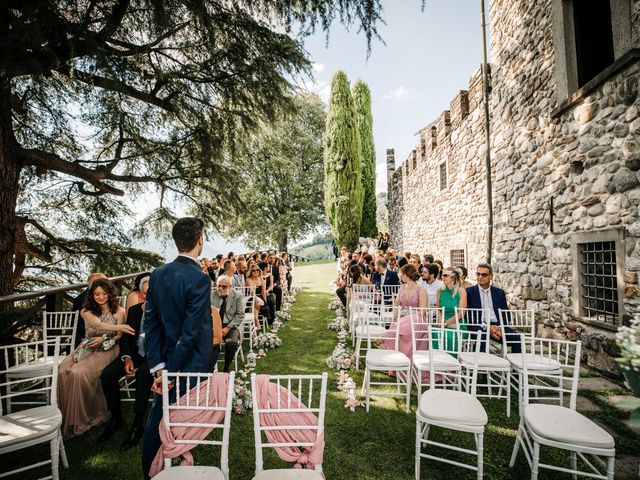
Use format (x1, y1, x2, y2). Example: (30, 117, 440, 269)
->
(0, 338, 69, 480)
(354, 304, 394, 369)
(251, 373, 328, 479)
(409, 306, 445, 395)
(457, 307, 511, 416)
(348, 284, 375, 337)
(236, 286, 258, 351)
(509, 339, 615, 479)
(415, 327, 487, 479)
(151, 371, 235, 480)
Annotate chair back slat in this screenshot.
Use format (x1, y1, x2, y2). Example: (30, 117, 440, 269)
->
(381, 284, 401, 304)
(428, 326, 481, 392)
(499, 308, 535, 352)
(410, 307, 445, 353)
(43, 311, 79, 356)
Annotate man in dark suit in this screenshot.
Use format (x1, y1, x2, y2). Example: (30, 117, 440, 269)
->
(211, 275, 244, 372)
(370, 259, 400, 288)
(141, 217, 217, 480)
(466, 263, 521, 353)
(99, 300, 153, 447)
(72, 272, 107, 347)
(281, 252, 293, 292)
(267, 253, 282, 311)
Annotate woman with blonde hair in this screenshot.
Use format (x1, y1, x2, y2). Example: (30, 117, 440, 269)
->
(436, 267, 468, 351)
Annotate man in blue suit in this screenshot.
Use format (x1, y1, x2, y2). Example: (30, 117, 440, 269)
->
(466, 263, 521, 353)
(370, 259, 400, 287)
(141, 217, 217, 479)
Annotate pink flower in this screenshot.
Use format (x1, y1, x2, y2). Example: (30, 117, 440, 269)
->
(343, 358, 352, 366)
(234, 406, 242, 414)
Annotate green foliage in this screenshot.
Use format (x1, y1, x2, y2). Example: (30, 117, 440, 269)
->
(376, 191, 388, 232)
(216, 93, 326, 251)
(352, 80, 377, 238)
(290, 232, 334, 261)
(323, 71, 363, 250)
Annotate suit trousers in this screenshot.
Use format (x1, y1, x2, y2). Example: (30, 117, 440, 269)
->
(222, 327, 241, 373)
(336, 286, 347, 307)
(100, 355, 153, 419)
(273, 285, 283, 311)
(466, 324, 522, 353)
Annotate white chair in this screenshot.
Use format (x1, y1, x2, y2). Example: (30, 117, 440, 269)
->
(154, 371, 235, 480)
(43, 311, 79, 358)
(236, 286, 258, 352)
(415, 327, 487, 479)
(456, 307, 512, 416)
(354, 304, 393, 369)
(381, 284, 401, 305)
(348, 285, 375, 339)
(408, 306, 445, 395)
(509, 339, 615, 480)
(250, 373, 327, 479)
(362, 309, 411, 413)
(0, 338, 69, 480)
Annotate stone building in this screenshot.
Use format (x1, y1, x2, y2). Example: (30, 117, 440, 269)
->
(387, 0, 640, 376)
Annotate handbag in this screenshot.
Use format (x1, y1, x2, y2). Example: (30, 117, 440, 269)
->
(73, 338, 95, 363)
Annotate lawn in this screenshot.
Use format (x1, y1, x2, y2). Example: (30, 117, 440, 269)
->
(4, 261, 637, 479)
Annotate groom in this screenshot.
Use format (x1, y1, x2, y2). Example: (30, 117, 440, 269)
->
(141, 217, 217, 479)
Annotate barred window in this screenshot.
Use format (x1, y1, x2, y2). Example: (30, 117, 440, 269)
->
(439, 162, 447, 191)
(450, 249, 465, 268)
(578, 241, 618, 325)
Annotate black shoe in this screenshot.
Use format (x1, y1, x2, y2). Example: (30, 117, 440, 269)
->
(120, 424, 144, 450)
(98, 416, 122, 443)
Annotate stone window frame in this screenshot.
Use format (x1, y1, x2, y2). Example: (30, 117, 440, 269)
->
(571, 228, 625, 330)
(551, 0, 634, 116)
(449, 248, 466, 270)
(439, 161, 448, 191)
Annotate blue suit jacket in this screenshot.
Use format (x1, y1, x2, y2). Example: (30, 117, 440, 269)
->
(144, 256, 213, 373)
(371, 269, 400, 287)
(465, 284, 509, 325)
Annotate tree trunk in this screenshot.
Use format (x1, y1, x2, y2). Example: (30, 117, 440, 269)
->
(276, 232, 288, 253)
(0, 79, 21, 310)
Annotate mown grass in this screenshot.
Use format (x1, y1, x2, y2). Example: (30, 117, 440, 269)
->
(5, 262, 637, 479)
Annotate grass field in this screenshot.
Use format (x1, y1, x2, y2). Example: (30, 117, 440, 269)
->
(5, 262, 638, 479)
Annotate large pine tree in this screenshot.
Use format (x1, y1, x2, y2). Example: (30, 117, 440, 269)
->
(323, 71, 363, 250)
(353, 80, 377, 238)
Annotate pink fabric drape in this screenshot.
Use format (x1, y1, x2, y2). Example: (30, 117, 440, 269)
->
(255, 374, 325, 470)
(149, 373, 230, 478)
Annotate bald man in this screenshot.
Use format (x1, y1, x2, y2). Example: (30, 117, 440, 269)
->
(72, 272, 107, 347)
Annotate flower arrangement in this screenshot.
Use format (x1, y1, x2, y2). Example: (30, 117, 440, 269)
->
(271, 320, 282, 332)
(325, 343, 355, 370)
(328, 299, 342, 311)
(328, 316, 348, 331)
(255, 332, 283, 351)
(335, 371, 363, 412)
(276, 310, 291, 322)
(232, 369, 253, 415)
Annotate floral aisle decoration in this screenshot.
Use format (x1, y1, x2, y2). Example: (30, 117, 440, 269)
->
(616, 315, 640, 426)
(328, 316, 348, 331)
(232, 368, 253, 415)
(271, 320, 283, 332)
(326, 343, 355, 370)
(276, 310, 291, 322)
(336, 371, 364, 412)
(255, 332, 283, 351)
(328, 299, 342, 311)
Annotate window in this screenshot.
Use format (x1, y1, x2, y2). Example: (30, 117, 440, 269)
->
(450, 249, 465, 269)
(571, 229, 624, 327)
(572, 0, 614, 87)
(439, 162, 447, 191)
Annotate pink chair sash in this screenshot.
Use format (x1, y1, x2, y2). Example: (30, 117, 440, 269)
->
(255, 374, 325, 470)
(149, 373, 229, 478)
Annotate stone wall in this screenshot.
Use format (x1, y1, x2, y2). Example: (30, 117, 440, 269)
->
(387, 0, 640, 376)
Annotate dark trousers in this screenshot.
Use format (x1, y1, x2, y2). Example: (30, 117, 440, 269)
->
(266, 294, 276, 322)
(222, 327, 241, 373)
(273, 285, 283, 311)
(286, 274, 292, 292)
(467, 324, 522, 353)
(336, 286, 347, 307)
(100, 355, 153, 420)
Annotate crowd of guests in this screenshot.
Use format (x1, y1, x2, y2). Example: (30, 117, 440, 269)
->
(57, 229, 294, 478)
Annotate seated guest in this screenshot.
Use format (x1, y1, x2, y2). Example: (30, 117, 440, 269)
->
(418, 264, 444, 307)
(259, 261, 277, 321)
(125, 274, 149, 311)
(336, 258, 357, 307)
(466, 263, 521, 353)
(207, 257, 222, 283)
(211, 276, 244, 372)
(398, 256, 408, 268)
(99, 289, 154, 447)
(434, 259, 444, 280)
(388, 256, 399, 273)
(72, 272, 107, 347)
(246, 264, 268, 326)
(409, 254, 421, 270)
(59, 279, 135, 438)
(348, 264, 371, 288)
(234, 260, 247, 288)
(281, 252, 293, 292)
(267, 253, 283, 311)
(424, 253, 435, 264)
(460, 266, 473, 289)
(371, 259, 400, 289)
(223, 259, 237, 284)
(436, 267, 468, 352)
(361, 254, 373, 276)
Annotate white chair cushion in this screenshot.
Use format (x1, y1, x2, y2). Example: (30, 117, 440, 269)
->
(418, 389, 488, 426)
(366, 349, 410, 368)
(154, 466, 225, 479)
(354, 325, 387, 337)
(506, 353, 562, 371)
(412, 351, 460, 370)
(524, 404, 615, 449)
(459, 352, 510, 369)
(252, 469, 324, 480)
(0, 406, 62, 448)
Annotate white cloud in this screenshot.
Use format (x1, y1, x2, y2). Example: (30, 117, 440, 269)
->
(383, 85, 411, 100)
(299, 78, 331, 103)
(312, 63, 325, 73)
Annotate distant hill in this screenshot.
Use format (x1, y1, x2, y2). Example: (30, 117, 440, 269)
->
(290, 233, 334, 261)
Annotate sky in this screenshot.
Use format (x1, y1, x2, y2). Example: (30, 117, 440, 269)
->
(148, 0, 488, 260)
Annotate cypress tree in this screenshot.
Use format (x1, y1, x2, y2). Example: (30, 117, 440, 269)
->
(323, 71, 363, 250)
(353, 80, 377, 238)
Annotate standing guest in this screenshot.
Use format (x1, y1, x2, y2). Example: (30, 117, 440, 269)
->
(211, 275, 244, 372)
(234, 260, 247, 289)
(72, 272, 107, 347)
(259, 261, 277, 322)
(267, 253, 283, 311)
(418, 264, 444, 307)
(459, 266, 473, 289)
(141, 217, 216, 480)
(281, 252, 293, 292)
(466, 263, 521, 353)
(59, 279, 134, 438)
(99, 294, 153, 448)
(368, 239, 377, 256)
(125, 274, 149, 311)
